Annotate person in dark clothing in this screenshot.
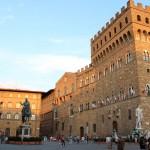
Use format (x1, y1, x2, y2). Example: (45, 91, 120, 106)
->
(117, 136, 125, 150)
(139, 137, 146, 149)
(61, 135, 65, 147)
(1, 132, 5, 144)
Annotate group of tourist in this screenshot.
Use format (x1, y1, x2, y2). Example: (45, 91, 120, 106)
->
(139, 136, 150, 150)
(55, 134, 89, 146)
(0, 132, 8, 144)
(106, 135, 125, 150)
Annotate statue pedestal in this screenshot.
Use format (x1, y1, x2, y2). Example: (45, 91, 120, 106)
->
(20, 123, 31, 140)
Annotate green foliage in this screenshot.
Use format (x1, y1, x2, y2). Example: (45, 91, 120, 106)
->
(8, 136, 21, 141)
(8, 136, 42, 142)
(23, 137, 42, 142)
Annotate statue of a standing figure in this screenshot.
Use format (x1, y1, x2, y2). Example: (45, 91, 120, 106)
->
(136, 105, 143, 129)
(20, 98, 31, 124)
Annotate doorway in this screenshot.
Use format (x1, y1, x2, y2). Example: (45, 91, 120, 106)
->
(113, 121, 118, 132)
(80, 126, 84, 138)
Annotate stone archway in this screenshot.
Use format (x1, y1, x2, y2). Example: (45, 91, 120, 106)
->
(113, 121, 118, 132)
(80, 126, 84, 138)
(5, 128, 10, 137)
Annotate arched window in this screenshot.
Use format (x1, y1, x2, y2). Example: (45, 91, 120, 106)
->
(110, 63, 115, 73)
(6, 113, 11, 119)
(85, 77, 89, 85)
(8, 102, 12, 108)
(105, 36, 107, 42)
(137, 15, 141, 21)
(70, 104, 74, 116)
(101, 40, 103, 46)
(129, 86, 135, 97)
(91, 74, 96, 83)
(118, 57, 122, 68)
(127, 31, 132, 40)
(98, 71, 102, 80)
(137, 29, 142, 40)
(54, 108, 58, 119)
(143, 31, 147, 42)
(126, 52, 132, 64)
(128, 109, 132, 120)
(105, 67, 108, 76)
(146, 52, 149, 60)
(116, 40, 120, 49)
(120, 89, 125, 100)
(143, 51, 149, 61)
(114, 27, 117, 33)
(119, 37, 124, 46)
(123, 34, 129, 43)
(16, 103, 20, 108)
(112, 43, 116, 50)
(109, 32, 111, 38)
(93, 124, 96, 132)
(0, 102, 4, 108)
(120, 22, 122, 29)
(62, 122, 64, 131)
(109, 45, 112, 51)
(93, 47, 95, 52)
(0, 113, 3, 119)
(86, 102, 90, 110)
(15, 114, 19, 120)
(143, 51, 146, 60)
(97, 43, 98, 49)
(106, 48, 109, 54)
(32, 104, 36, 109)
(80, 80, 84, 87)
(146, 17, 149, 24)
(125, 17, 128, 24)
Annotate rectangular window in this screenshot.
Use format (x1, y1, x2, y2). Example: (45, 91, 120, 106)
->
(93, 124, 96, 132)
(10, 93, 13, 97)
(62, 122, 64, 131)
(31, 115, 36, 120)
(7, 114, 11, 119)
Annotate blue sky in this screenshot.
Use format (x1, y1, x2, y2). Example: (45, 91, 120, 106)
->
(0, 0, 149, 92)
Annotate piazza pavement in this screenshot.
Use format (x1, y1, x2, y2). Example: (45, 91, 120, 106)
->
(0, 140, 141, 150)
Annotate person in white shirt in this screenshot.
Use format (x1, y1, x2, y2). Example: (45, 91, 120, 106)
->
(106, 135, 112, 149)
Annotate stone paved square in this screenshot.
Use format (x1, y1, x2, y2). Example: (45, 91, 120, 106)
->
(0, 141, 141, 150)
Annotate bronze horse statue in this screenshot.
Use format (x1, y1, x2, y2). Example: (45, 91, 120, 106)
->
(20, 98, 31, 124)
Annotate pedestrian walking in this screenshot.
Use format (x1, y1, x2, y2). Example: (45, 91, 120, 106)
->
(61, 135, 65, 147)
(106, 135, 112, 149)
(139, 136, 146, 150)
(1, 132, 5, 144)
(77, 135, 80, 144)
(117, 136, 125, 150)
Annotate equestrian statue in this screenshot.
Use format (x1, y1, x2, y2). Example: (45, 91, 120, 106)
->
(20, 98, 32, 124)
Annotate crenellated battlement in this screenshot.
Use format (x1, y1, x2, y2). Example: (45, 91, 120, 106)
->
(77, 64, 93, 74)
(91, 0, 150, 44)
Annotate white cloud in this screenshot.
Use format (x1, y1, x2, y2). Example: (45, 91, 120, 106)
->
(46, 37, 89, 44)
(18, 54, 90, 73)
